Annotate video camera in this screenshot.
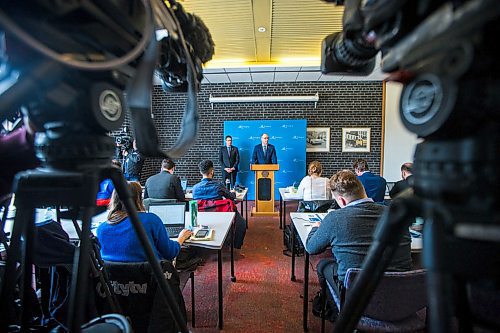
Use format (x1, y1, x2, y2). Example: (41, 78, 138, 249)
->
(321, 1, 500, 332)
(0, 0, 214, 161)
(114, 135, 132, 151)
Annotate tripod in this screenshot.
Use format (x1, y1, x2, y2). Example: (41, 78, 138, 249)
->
(0, 134, 190, 333)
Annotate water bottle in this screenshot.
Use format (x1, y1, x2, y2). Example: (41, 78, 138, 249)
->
(225, 178, 231, 191)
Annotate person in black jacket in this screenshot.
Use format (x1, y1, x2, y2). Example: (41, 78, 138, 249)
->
(389, 162, 414, 198)
(219, 135, 240, 188)
(121, 139, 144, 182)
(144, 159, 185, 201)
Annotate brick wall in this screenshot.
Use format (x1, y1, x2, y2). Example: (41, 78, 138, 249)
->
(136, 81, 383, 185)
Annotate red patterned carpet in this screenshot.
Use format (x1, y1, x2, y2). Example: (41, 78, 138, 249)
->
(181, 202, 333, 333)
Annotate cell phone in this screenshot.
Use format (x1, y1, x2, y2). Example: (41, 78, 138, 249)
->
(194, 229, 209, 238)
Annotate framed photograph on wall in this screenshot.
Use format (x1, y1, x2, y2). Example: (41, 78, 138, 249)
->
(306, 127, 330, 152)
(342, 128, 371, 152)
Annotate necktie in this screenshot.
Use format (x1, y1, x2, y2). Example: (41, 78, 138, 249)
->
(227, 147, 231, 156)
(263, 146, 267, 154)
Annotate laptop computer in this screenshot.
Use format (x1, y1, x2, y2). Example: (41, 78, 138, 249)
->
(148, 202, 186, 237)
(386, 182, 396, 195)
(181, 179, 188, 193)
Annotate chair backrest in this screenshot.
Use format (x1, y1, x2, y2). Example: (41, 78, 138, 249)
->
(344, 268, 427, 322)
(197, 199, 235, 212)
(97, 260, 186, 333)
(143, 198, 177, 211)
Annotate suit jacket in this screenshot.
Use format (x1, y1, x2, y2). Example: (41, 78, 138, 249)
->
(144, 171, 185, 201)
(357, 172, 387, 203)
(219, 145, 240, 171)
(389, 175, 413, 198)
(252, 143, 277, 164)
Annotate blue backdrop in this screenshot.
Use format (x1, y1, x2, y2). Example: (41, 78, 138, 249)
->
(224, 120, 307, 200)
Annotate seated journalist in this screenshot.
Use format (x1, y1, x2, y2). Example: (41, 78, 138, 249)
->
(297, 160, 332, 200)
(353, 158, 387, 203)
(306, 170, 411, 314)
(97, 181, 192, 262)
(96, 159, 121, 207)
(144, 158, 185, 201)
(192, 160, 246, 249)
(390, 162, 414, 198)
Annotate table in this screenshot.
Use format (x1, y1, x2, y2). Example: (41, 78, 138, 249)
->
(290, 212, 326, 331)
(183, 211, 235, 329)
(185, 188, 248, 228)
(289, 212, 424, 332)
(278, 188, 302, 231)
(61, 210, 236, 330)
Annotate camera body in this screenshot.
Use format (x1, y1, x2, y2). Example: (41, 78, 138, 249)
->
(115, 135, 132, 151)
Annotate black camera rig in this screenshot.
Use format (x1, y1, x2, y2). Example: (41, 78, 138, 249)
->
(0, 0, 214, 331)
(321, 1, 500, 332)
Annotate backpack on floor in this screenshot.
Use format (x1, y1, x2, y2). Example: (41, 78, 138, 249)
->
(283, 224, 304, 257)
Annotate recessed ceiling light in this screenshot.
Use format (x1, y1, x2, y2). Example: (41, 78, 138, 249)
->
(257, 26, 266, 33)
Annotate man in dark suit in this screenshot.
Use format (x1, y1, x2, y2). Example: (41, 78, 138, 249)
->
(252, 133, 277, 164)
(219, 135, 240, 188)
(389, 162, 414, 198)
(143, 159, 185, 201)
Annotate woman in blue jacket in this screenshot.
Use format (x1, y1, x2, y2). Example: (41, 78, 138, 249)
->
(97, 181, 192, 262)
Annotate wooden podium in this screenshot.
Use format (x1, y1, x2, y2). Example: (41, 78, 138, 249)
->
(250, 164, 279, 216)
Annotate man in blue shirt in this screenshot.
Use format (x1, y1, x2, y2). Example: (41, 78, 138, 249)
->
(192, 160, 246, 249)
(353, 158, 387, 203)
(192, 160, 235, 200)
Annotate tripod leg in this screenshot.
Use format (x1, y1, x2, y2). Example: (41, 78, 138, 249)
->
(424, 214, 453, 332)
(110, 170, 189, 333)
(67, 205, 94, 332)
(0, 200, 34, 330)
(333, 195, 420, 332)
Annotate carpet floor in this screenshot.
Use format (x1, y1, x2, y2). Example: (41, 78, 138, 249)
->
(181, 202, 334, 332)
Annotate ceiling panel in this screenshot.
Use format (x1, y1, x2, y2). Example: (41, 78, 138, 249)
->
(271, 0, 344, 61)
(228, 72, 253, 82)
(296, 71, 321, 81)
(251, 72, 275, 82)
(274, 71, 299, 81)
(204, 73, 230, 83)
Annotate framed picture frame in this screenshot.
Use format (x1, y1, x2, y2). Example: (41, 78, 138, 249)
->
(342, 128, 371, 152)
(306, 127, 330, 152)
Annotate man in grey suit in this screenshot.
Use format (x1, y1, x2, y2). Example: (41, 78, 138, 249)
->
(219, 135, 240, 188)
(144, 159, 185, 201)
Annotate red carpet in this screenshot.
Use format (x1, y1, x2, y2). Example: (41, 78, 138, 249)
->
(182, 202, 334, 332)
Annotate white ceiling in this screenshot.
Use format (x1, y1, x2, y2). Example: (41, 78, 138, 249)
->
(200, 63, 387, 84)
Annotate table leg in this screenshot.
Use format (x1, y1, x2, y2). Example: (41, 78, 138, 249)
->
(283, 201, 287, 240)
(303, 252, 310, 332)
(291, 222, 296, 282)
(279, 195, 283, 229)
(231, 221, 236, 282)
(245, 196, 248, 228)
(218, 249, 223, 329)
